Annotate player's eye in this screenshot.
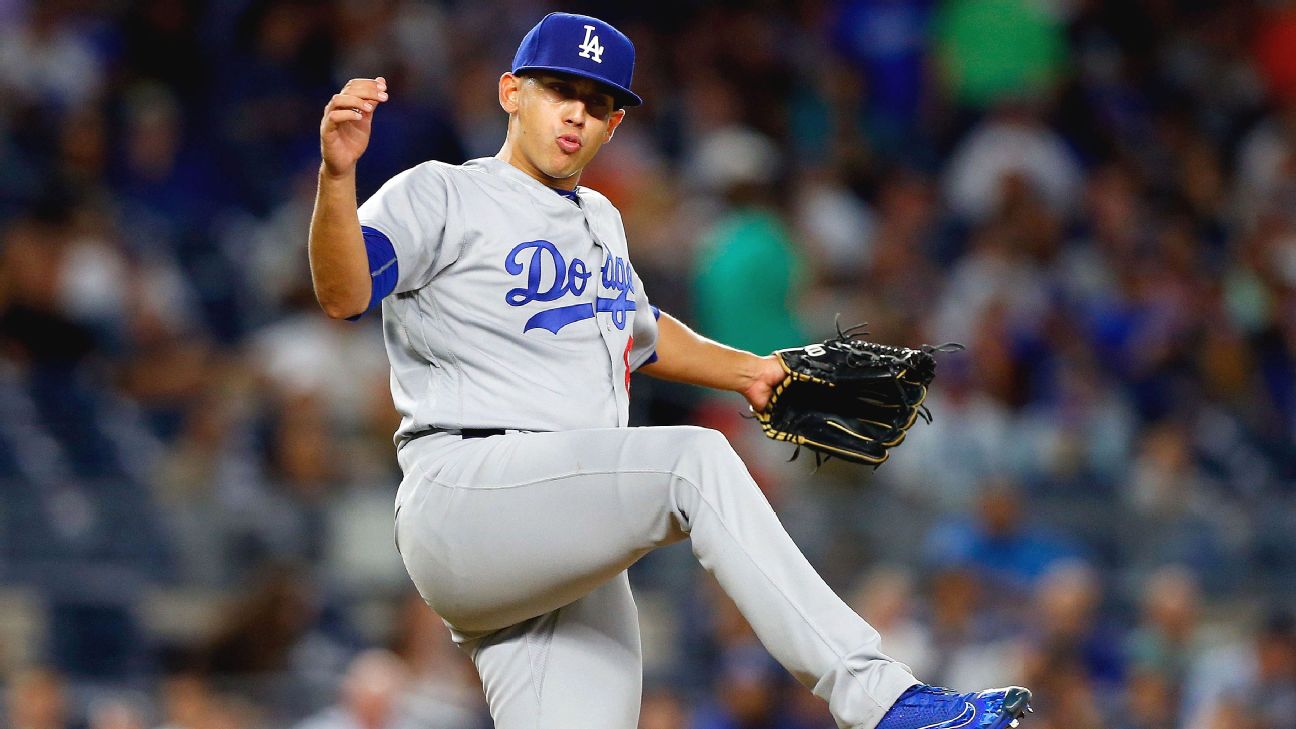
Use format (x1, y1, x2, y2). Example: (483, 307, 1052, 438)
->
(584, 96, 612, 119)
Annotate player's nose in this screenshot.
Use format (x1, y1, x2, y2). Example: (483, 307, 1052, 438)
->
(563, 100, 587, 127)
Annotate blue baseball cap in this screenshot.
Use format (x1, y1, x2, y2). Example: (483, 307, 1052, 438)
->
(511, 12, 643, 108)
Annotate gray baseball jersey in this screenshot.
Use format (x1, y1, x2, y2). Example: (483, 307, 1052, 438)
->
(357, 156, 659, 445)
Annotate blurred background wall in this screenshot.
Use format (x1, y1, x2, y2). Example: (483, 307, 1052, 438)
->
(1, 1, 1295, 728)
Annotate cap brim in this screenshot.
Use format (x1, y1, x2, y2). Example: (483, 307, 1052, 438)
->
(512, 65, 643, 108)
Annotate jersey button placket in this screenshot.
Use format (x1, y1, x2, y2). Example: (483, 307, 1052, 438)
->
(585, 221, 617, 345)
(584, 215, 630, 424)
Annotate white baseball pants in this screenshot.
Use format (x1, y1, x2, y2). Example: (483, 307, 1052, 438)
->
(393, 426, 917, 729)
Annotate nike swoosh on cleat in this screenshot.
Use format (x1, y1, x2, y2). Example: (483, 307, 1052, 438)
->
(917, 702, 976, 729)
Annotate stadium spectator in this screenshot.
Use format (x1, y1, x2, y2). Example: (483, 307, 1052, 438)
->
(1027, 562, 1125, 692)
(924, 480, 1080, 590)
(87, 697, 149, 729)
(292, 650, 417, 729)
(933, 0, 1067, 109)
(153, 674, 217, 729)
(639, 687, 689, 729)
(1126, 566, 1205, 691)
(688, 644, 787, 729)
(5, 667, 71, 729)
(1182, 610, 1296, 729)
(689, 127, 807, 356)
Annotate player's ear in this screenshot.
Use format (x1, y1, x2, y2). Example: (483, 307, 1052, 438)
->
(604, 108, 626, 142)
(499, 72, 522, 114)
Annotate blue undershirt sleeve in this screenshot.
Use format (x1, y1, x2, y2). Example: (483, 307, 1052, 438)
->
(346, 226, 400, 321)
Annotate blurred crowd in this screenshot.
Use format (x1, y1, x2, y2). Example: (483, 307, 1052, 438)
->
(2, 0, 1296, 727)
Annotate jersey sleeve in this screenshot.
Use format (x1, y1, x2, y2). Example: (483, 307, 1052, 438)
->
(628, 270, 660, 370)
(357, 163, 453, 297)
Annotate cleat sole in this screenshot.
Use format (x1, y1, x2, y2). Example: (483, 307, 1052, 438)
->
(988, 687, 1033, 729)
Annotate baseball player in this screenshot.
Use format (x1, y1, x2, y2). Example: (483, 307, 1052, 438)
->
(308, 12, 1032, 729)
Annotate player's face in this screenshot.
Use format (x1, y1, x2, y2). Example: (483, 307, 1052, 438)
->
(499, 72, 625, 188)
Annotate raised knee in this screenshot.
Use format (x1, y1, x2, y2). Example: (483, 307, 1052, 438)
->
(672, 426, 742, 473)
(677, 425, 732, 452)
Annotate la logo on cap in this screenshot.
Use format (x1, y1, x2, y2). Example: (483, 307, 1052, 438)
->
(578, 24, 604, 63)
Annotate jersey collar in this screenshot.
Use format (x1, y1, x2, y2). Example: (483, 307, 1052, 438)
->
(473, 156, 583, 206)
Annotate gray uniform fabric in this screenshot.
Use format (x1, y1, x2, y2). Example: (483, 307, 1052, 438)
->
(359, 157, 655, 443)
(361, 157, 917, 728)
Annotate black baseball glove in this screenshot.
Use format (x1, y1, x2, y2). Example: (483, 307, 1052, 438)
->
(754, 324, 961, 467)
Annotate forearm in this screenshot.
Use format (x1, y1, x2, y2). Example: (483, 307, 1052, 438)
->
(308, 166, 371, 319)
(639, 312, 768, 393)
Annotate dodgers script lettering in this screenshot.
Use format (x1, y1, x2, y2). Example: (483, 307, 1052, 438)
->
(503, 239, 636, 334)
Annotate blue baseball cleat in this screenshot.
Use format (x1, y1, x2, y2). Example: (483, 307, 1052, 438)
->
(875, 684, 1033, 729)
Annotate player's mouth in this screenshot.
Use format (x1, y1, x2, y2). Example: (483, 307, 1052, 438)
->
(556, 134, 583, 154)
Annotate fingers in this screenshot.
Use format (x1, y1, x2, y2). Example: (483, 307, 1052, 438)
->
(327, 108, 365, 124)
(323, 78, 390, 122)
(330, 93, 376, 114)
(342, 76, 389, 103)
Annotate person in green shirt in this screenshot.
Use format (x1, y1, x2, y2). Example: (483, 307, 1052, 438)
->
(694, 208, 808, 355)
(691, 129, 807, 355)
(935, 0, 1066, 109)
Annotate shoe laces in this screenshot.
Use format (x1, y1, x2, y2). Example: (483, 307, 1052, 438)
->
(906, 685, 960, 698)
(880, 685, 976, 728)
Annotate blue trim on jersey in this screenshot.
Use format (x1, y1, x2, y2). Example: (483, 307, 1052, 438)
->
(347, 226, 399, 321)
(551, 187, 580, 204)
(651, 305, 660, 320)
(644, 351, 658, 365)
(363, 226, 399, 302)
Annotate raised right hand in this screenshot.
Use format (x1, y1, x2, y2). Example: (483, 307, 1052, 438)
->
(320, 77, 389, 177)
